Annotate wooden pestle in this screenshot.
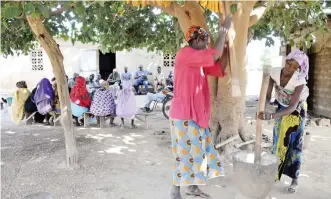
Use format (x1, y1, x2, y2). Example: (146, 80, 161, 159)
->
(254, 69, 270, 163)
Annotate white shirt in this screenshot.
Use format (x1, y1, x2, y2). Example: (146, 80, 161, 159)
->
(270, 67, 309, 107)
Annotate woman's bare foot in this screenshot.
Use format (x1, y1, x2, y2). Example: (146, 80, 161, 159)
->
(170, 185, 182, 199)
(186, 185, 210, 198)
(287, 179, 298, 193)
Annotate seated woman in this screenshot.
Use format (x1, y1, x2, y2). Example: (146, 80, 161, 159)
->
(11, 81, 30, 125)
(90, 80, 116, 126)
(70, 76, 91, 126)
(33, 78, 55, 125)
(116, 81, 136, 128)
(24, 87, 45, 124)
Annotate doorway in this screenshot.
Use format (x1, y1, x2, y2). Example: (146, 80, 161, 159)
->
(99, 51, 116, 80)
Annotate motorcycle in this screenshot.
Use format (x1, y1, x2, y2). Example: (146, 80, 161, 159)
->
(162, 89, 173, 119)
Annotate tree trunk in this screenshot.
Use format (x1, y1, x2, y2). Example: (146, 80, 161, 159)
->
(213, 3, 254, 154)
(27, 16, 79, 167)
(172, 2, 254, 155)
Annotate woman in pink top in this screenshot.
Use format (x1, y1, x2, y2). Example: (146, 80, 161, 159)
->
(169, 15, 232, 199)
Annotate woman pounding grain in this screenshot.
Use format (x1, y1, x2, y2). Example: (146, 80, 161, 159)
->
(169, 15, 232, 199)
(258, 49, 310, 193)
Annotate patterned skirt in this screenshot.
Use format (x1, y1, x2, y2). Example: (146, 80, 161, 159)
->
(273, 103, 307, 180)
(170, 119, 224, 186)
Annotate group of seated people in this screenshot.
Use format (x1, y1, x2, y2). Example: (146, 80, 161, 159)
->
(7, 74, 135, 127)
(107, 65, 173, 95)
(70, 76, 137, 127)
(6, 66, 174, 126)
(8, 78, 65, 126)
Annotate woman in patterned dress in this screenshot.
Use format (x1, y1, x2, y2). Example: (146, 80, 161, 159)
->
(90, 80, 116, 125)
(258, 49, 310, 193)
(169, 15, 232, 199)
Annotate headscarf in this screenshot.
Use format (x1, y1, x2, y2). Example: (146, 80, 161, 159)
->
(70, 76, 91, 108)
(185, 25, 209, 43)
(100, 80, 109, 89)
(16, 81, 27, 89)
(286, 49, 309, 80)
(33, 78, 54, 115)
(33, 78, 54, 104)
(116, 81, 136, 119)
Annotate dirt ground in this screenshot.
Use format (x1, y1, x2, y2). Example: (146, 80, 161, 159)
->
(1, 97, 331, 199)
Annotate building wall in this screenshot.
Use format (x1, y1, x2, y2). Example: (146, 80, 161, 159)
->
(0, 43, 174, 97)
(308, 45, 331, 118)
(115, 48, 174, 78)
(0, 39, 99, 95)
(306, 18, 331, 118)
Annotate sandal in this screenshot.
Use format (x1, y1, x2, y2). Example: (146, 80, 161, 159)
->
(287, 184, 298, 194)
(186, 190, 210, 198)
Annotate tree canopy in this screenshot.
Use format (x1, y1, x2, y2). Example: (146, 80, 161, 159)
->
(1, 1, 329, 57)
(252, 1, 329, 47)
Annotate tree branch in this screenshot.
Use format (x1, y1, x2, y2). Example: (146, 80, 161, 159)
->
(40, 3, 75, 21)
(248, 1, 275, 27)
(248, 6, 266, 27)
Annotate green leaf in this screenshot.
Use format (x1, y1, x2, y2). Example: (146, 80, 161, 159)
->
(38, 5, 50, 18)
(20, 20, 26, 29)
(24, 2, 35, 15)
(3, 5, 21, 19)
(98, 1, 105, 7)
(289, 39, 295, 46)
(305, 39, 311, 48)
(305, 33, 311, 40)
(230, 4, 238, 14)
(62, 35, 70, 41)
(63, 2, 73, 9)
(75, 3, 86, 15)
(30, 11, 41, 18)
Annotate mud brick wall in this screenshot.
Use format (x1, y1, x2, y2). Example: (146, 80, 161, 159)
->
(307, 46, 331, 118)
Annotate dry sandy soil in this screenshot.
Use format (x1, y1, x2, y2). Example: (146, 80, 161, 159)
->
(1, 97, 331, 199)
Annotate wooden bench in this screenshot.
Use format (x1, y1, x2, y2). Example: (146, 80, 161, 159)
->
(134, 112, 156, 129)
(83, 111, 156, 129)
(52, 112, 62, 126)
(23, 111, 38, 125)
(84, 112, 114, 128)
